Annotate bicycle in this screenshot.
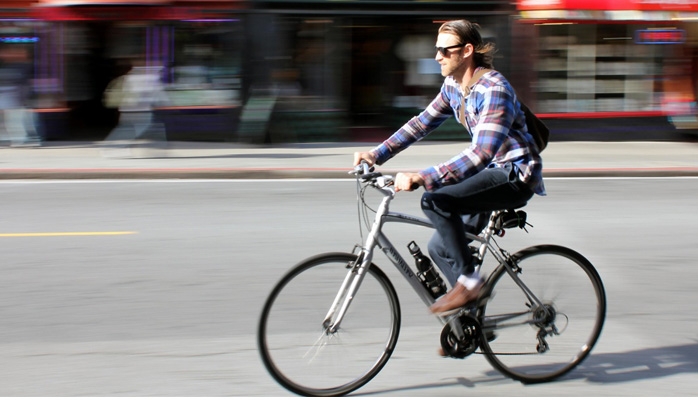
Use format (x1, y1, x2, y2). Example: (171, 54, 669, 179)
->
(257, 163, 606, 397)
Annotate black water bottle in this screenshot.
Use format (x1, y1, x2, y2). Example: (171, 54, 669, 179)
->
(408, 241, 446, 299)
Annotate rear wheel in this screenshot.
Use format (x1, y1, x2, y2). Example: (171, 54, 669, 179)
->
(257, 252, 401, 396)
(479, 245, 606, 383)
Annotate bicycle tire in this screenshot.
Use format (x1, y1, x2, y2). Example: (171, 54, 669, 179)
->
(257, 252, 401, 396)
(478, 245, 606, 383)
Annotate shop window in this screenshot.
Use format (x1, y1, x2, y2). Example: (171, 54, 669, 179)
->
(169, 19, 242, 107)
(535, 23, 679, 114)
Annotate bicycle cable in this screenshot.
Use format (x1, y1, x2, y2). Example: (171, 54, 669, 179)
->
(360, 184, 376, 231)
(355, 176, 365, 243)
(354, 177, 379, 246)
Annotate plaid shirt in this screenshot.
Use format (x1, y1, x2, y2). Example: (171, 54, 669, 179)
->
(370, 68, 545, 195)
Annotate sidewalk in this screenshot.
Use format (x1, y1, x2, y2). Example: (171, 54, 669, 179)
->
(1, 140, 697, 179)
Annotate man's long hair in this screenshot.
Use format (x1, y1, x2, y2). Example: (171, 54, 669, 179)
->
(439, 20, 496, 69)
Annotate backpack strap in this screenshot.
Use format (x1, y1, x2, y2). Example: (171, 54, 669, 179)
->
(463, 68, 492, 96)
(460, 68, 549, 152)
(459, 68, 492, 130)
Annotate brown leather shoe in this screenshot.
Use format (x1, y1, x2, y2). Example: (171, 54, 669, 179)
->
(429, 281, 482, 314)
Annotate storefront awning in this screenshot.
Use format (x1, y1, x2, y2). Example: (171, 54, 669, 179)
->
(30, 0, 245, 20)
(518, 0, 698, 11)
(36, 0, 169, 5)
(517, 0, 698, 20)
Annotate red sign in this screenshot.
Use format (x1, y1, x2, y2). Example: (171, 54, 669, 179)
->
(635, 28, 686, 43)
(518, 0, 698, 11)
(37, 0, 169, 4)
(31, 0, 245, 20)
(33, 6, 199, 20)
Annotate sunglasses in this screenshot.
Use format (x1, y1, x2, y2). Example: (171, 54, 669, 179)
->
(435, 43, 465, 57)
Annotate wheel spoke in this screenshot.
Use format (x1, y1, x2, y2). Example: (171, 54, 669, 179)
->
(479, 245, 606, 383)
(258, 253, 401, 396)
(303, 330, 333, 363)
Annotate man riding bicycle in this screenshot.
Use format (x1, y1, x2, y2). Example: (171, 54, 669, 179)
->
(353, 19, 545, 316)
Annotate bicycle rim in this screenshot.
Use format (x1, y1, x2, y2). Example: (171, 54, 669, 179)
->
(258, 252, 401, 396)
(479, 245, 606, 383)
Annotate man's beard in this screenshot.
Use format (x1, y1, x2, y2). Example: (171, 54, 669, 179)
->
(442, 56, 468, 77)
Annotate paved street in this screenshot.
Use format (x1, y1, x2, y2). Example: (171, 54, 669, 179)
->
(0, 178, 696, 396)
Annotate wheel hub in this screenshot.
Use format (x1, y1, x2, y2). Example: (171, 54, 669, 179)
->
(533, 304, 556, 328)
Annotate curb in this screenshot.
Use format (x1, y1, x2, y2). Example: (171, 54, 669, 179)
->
(1, 167, 698, 179)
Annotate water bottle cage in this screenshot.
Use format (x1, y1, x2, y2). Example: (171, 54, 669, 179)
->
(418, 267, 437, 283)
(418, 270, 446, 298)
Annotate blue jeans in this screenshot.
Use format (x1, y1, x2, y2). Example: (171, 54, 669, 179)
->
(421, 163, 534, 286)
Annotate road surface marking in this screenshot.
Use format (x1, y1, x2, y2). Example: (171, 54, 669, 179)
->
(0, 231, 137, 237)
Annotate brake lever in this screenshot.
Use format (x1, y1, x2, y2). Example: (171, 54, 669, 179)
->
(350, 161, 375, 176)
(361, 172, 382, 182)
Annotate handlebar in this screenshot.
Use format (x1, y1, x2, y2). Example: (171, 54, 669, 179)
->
(350, 162, 394, 188)
(350, 162, 419, 191)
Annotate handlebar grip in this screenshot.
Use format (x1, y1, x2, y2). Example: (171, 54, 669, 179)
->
(410, 183, 420, 191)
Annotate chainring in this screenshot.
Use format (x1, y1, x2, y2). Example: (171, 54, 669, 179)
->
(440, 314, 481, 358)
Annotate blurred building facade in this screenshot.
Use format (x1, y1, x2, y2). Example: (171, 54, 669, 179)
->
(1, 0, 244, 141)
(240, 0, 518, 142)
(1, 0, 697, 142)
(517, 0, 698, 124)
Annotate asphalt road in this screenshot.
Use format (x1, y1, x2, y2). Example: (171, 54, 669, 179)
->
(0, 178, 697, 396)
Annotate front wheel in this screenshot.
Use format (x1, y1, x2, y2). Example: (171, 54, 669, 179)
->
(257, 252, 401, 396)
(478, 245, 606, 383)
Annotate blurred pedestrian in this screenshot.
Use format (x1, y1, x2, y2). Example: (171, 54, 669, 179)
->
(0, 46, 41, 147)
(101, 59, 168, 158)
(353, 20, 545, 322)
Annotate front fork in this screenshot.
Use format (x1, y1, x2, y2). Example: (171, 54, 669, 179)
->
(323, 189, 391, 333)
(322, 249, 373, 334)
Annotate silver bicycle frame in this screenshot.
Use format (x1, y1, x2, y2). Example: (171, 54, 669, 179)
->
(324, 180, 486, 333)
(324, 177, 544, 336)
